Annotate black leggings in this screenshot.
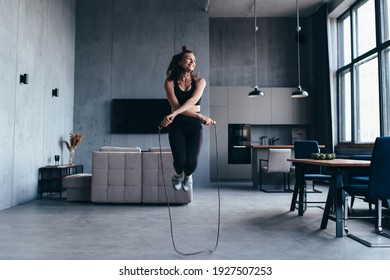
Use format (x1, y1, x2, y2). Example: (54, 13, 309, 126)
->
(169, 115, 203, 176)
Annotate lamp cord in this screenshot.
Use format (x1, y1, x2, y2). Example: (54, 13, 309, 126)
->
(158, 124, 221, 256)
(296, 0, 301, 88)
(254, 0, 258, 87)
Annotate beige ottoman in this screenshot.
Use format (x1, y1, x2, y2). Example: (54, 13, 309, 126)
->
(63, 173, 92, 202)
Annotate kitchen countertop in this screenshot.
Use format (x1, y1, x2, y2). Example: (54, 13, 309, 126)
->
(251, 145, 294, 149)
(251, 145, 325, 149)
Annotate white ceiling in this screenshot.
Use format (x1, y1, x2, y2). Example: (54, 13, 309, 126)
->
(206, 0, 329, 18)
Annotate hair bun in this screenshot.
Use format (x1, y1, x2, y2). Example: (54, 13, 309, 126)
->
(182, 46, 187, 52)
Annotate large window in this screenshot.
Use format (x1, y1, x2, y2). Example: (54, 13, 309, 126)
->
(337, 0, 390, 143)
(383, 0, 390, 41)
(355, 55, 380, 142)
(383, 46, 390, 135)
(355, 0, 376, 56)
(339, 70, 352, 141)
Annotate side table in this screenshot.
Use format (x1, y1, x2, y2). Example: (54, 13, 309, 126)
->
(38, 164, 83, 198)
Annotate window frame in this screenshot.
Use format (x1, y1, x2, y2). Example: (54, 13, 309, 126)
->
(337, 0, 390, 144)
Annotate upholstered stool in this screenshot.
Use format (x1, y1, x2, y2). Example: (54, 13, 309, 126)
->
(63, 173, 92, 202)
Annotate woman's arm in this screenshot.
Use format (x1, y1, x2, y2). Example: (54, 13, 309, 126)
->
(161, 78, 214, 127)
(164, 79, 180, 112)
(160, 79, 180, 127)
(171, 78, 206, 116)
(180, 107, 214, 125)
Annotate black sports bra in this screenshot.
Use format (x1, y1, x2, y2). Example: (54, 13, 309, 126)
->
(174, 79, 201, 106)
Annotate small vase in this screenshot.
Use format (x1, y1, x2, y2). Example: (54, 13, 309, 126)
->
(68, 148, 75, 165)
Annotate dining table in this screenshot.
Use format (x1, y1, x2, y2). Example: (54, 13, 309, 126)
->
(288, 158, 371, 237)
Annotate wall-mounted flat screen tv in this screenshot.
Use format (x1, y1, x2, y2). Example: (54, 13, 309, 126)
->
(111, 99, 171, 134)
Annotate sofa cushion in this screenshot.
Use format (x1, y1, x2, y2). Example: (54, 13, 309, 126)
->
(142, 151, 192, 204)
(91, 151, 142, 203)
(149, 147, 171, 152)
(99, 146, 141, 152)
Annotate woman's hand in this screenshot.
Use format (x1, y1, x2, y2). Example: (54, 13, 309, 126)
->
(201, 116, 216, 126)
(160, 113, 176, 128)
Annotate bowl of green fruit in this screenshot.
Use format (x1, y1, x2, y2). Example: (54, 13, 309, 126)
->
(311, 153, 336, 160)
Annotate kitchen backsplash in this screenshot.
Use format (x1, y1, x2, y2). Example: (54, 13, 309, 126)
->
(250, 125, 310, 145)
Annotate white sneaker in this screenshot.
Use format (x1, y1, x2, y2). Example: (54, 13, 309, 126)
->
(182, 175, 193, 192)
(172, 174, 182, 191)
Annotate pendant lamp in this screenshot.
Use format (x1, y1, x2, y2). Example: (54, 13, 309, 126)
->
(291, 0, 308, 98)
(248, 0, 264, 97)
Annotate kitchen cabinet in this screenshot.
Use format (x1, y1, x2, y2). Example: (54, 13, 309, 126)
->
(227, 86, 274, 124)
(210, 86, 312, 180)
(212, 86, 311, 125)
(250, 88, 272, 124)
(210, 106, 229, 179)
(270, 88, 294, 124)
(293, 95, 312, 124)
(210, 87, 229, 179)
(227, 87, 253, 123)
(210, 86, 228, 107)
(228, 164, 251, 179)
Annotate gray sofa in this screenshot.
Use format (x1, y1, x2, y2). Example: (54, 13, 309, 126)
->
(90, 146, 192, 204)
(142, 147, 193, 203)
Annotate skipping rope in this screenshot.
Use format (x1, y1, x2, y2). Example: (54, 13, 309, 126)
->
(157, 123, 221, 256)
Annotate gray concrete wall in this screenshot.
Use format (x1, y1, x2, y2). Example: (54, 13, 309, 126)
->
(0, 0, 75, 210)
(209, 17, 313, 89)
(74, 0, 211, 186)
